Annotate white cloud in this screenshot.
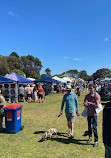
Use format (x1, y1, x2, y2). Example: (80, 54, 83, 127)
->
(104, 38, 108, 42)
(7, 11, 19, 17)
(73, 58, 80, 61)
(63, 56, 69, 59)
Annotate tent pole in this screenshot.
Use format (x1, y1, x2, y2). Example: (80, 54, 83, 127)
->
(15, 81, 18, 103)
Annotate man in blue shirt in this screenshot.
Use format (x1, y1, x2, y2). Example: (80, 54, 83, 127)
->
(59, 86, 79, 138)
(19, 85, 25, 102)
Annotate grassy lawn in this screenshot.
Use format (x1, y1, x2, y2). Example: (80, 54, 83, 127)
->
(0, 90, 105, 158)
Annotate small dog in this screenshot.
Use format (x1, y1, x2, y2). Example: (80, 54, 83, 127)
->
(42, 128, 57, 140)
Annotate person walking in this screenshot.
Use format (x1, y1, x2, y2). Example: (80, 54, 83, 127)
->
(84, 84, 100, 147)
(38, 85, 44, 103)
(59, 86, 79, 138)
(19, 85, 25, 102)
(26, 85, 32, 103)
(33, 84, 38, 102)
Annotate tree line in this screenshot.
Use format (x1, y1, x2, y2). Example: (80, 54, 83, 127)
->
(61, 69, 111, 81)
(0, 52, 43, 78)
(0, 52, 110, 80)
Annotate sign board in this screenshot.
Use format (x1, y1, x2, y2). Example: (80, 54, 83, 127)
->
(89, 81, 93, 84)
(17, 110, 21, 120)
(7, 111, 12, 121)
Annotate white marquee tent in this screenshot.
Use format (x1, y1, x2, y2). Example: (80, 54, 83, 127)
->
(52, 76, 67, 83)
(62, 77, 72, 82)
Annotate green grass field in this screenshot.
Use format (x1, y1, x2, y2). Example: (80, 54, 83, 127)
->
(0, 90, 105, 158)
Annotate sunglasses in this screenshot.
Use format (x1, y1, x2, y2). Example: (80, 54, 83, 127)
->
(89, 87, 94, 89)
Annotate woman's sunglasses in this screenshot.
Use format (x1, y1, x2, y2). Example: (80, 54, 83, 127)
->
(89, 87, 94, 89)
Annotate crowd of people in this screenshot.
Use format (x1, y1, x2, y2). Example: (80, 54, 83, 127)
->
(0, 81, 110, 157)
(18, 84, 45, 103)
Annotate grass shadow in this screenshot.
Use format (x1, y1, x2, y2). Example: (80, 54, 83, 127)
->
(83, 130, 89, 136)
(34, 131, 67, 137)
(34, 131, 45, 134)
(38, 139, 44, 142)
(50, 137, 93, 145)
(57, 132, 67, 137)
(35, 131, 93, 146)
(0, 128, 6, 134)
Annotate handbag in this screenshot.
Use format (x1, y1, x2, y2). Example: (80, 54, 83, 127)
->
(95, 103, 103, 114)
(81, 107, 87, 117)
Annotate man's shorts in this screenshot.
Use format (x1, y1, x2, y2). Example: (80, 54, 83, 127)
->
(65, 112, 75, 122)
(27, 94, 32, 98)
(38, 94, 43, 99)
(19, 94, 24, 98)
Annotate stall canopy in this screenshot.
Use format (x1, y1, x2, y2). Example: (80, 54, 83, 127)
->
(27, 77, 35, 81)
(62, 77, 72, 83)
(0, 76, 15, 84)
(35, 76, 58, 83)
(52, 76, 67, 83)
(5, 72, 33, 84)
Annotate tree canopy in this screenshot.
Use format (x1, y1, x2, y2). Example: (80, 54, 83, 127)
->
(66, 69, 78, 77)
(45, 68, 51, 76)
(0, 53, 42, 78)
(0, 52, 110, 81)
(92, 68, 111, 80)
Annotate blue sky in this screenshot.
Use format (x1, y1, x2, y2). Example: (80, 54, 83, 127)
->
(0, 0, 111, 76)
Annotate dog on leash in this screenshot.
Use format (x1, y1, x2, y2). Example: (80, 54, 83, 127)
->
(42, 128, 57, 140)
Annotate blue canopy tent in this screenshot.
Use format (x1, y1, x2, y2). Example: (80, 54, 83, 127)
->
(0, 76, 15, 84)
(35, 76, 59, 83)
(0, 76, 16, 102)
(35, 76, 59, 95)
(5, 72, 33, 83)
(5, 72, 33, 102)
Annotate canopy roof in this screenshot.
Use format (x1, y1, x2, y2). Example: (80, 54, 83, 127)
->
(0, 76, 15, 84)
(62, 77, 72, 82)
(27, 78, 35, 81)
(5, 72, 33, 83)
(52, 76, 67, 83)
(100, 78, 111, 82)
(35, 76, 58, 83)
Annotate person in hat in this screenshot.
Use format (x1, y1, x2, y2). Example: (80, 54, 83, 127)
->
(59, 86, 79, 138)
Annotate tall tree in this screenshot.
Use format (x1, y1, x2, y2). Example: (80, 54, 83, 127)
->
(11, 69, 25, 76)
(92, 68, 111, 80)
(45, 68, 51, 76)
(10, 52, 19, 58)
(34, 57, 43, 74)
(21, 55, 42, 77)
(66, 69, 78, 77)
(0, 55, 10, 76)
(7, 55, 23, 71)
(78, 70, 88, 80)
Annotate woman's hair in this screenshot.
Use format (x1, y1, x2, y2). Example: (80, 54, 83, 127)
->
(89, 84, 96, 89)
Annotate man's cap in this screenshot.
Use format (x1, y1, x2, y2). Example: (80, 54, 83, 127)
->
(67, 86, 71, 91)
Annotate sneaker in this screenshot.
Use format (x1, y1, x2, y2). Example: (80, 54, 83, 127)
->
(87, 137, 92, 144)
(93, 142, 98, 147)
(69, 135, 74, 139)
